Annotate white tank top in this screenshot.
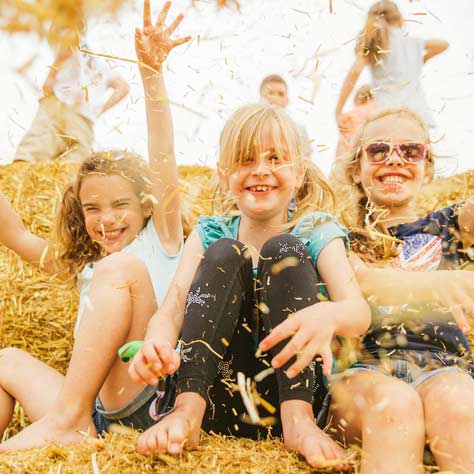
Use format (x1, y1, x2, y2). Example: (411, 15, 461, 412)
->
(75, 219, 182, 336)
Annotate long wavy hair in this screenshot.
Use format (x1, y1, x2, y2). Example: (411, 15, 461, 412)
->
(332, 107, 434, 262)
(213, 103, 334, 227)
(356, 1, 402, 65)
(54, 150, 153, 278)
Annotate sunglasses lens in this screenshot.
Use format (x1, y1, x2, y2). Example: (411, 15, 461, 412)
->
(365, 142, 391, 162)
(398, 143, 426, 162)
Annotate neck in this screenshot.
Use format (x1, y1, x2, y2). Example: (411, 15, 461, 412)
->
(374, 203, 418, 228)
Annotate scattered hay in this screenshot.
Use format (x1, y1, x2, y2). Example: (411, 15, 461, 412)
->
(1, 161, 472, 472)
(0, 430, 359, 474)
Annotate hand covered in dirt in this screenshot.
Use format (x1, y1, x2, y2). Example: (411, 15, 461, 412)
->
(135, 0, 191, 74)
(258, 303, 336, 378)
(128, 338, 180, 386)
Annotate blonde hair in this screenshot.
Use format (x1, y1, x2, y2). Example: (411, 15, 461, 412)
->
(332, 107, 433, 261)
(54, 150, 153, 278)
(214, 103, 334, 227)
(356, 1, 402, 65)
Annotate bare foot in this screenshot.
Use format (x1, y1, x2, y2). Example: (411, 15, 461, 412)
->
(137, 392, 206, 455)
(0, 413, 97, 453)
(281, 400, 349, 470)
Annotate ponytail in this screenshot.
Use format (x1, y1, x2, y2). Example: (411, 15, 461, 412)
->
(356, 1, 401, 65)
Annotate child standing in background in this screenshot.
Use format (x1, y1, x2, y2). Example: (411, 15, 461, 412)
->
(335, 1, 448, 128)
(335, 84, 375, 158)
(128, 102, 370, 469)
(0, 0, 189, 452)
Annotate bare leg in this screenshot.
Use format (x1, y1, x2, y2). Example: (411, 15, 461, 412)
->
(137, 392, 205, 455)
(417, 371, 474, 474)
(330, 371, 425, 474)
(0, 253, 157, 452)
(0, 348, 64, 436)
(280, 399, 348, 470)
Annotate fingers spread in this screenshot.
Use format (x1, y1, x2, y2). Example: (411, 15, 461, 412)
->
(259, 318, 298, 352)
(143, 0, 151, 28)
(166, 13, 184, 37)
(271, 331, 309, 370)
(157, 1, 171, 27)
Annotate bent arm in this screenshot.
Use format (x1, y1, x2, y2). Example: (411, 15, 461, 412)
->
(423, 39, 449, 63)
(0, 191, 58, 275)
(100, 76, 129, 114)
(144, 230, 204, 345)
(335, 54, 368, 122)
(317, 239, 371, 337)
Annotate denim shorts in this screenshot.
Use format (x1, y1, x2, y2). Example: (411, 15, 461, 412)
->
(332, 350, 473, 389)
(93, 374, 177, 434)
(316, 351, 473, 427)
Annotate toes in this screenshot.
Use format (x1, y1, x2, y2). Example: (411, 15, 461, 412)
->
(167, 421, 186, 454)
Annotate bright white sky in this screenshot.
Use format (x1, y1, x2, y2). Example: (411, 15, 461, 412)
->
(0, 0, 473, 177)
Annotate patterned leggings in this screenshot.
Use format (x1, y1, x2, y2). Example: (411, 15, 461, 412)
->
(176, 234, 326, 438)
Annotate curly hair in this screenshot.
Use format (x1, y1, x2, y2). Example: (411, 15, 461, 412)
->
(356, 1, 402, 65)
(53, 150, 153, 278)
(331, 107, 434, 262)
(213, 103, 334, 228)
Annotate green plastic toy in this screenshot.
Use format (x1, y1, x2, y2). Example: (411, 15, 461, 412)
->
(118, 340, 144, 362)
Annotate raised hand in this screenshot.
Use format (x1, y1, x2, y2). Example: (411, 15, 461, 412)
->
(135, 0, 191, 74)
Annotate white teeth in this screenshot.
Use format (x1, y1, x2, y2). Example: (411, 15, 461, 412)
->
(103, 229, 122, 239)
(380, 175, 405, 184)
(249, 185, 272, 192)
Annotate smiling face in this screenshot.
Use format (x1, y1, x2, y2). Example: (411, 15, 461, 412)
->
(79, 174, 149, 254)
(352, 114, 431, 214)
(223, 126, 304, 224)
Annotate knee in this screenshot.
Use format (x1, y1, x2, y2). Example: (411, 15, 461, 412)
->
(94, 252, 148, 284)
(260, 234, 308, 263)
(204, 238, 249, 267)
(423, 374, 474, 422)
(367, 379, 423, 422)
(0, 348, 28, 377)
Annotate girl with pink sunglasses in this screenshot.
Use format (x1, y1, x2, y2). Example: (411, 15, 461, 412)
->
(328, 107, 474, 474)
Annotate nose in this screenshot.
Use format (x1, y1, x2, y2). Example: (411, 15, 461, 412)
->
(385, 146, 404, 166)
(251, 157, 271, 177)
(98, 210, 116, 226)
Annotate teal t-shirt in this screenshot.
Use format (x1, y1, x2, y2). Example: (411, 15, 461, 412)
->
(197, 211, 348, 297)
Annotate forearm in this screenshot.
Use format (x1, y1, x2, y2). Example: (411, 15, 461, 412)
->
(328, 298, 371, 337)
(144, 281, 186, 346)
(100, 85, 129, 114)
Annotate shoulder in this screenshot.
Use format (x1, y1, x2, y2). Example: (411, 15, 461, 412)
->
(393, 204, 462, 239)
(197, 215, 239, 250)
(292, 212, 349, 263)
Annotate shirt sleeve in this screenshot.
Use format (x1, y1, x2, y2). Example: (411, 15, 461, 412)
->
(196, 216, 237, 251)
(292, 212, 349, 267)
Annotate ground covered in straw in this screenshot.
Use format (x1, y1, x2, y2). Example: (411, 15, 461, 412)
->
(1, 162, 473, 473)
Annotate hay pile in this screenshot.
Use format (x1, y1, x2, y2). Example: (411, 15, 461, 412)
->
(0, 161, 472, 472)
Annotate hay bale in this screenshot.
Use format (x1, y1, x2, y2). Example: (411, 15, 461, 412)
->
(0, 161, 472, 472)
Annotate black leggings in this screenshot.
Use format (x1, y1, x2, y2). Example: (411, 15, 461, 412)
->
(176, 234, 326, 438)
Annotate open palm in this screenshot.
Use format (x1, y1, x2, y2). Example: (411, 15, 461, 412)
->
(135, 0, 191, 72)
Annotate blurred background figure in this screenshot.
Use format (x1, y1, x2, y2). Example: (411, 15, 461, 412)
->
(335, 0, 448, 130)
(259, 74, 315, 161)
(335, 84, 375, 159)
(13, 24, 129, 164)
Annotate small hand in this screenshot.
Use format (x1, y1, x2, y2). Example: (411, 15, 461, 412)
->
(135, 0, 192, 73)
(258, 304, 336, 378)
(128, 338, 180, 386)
